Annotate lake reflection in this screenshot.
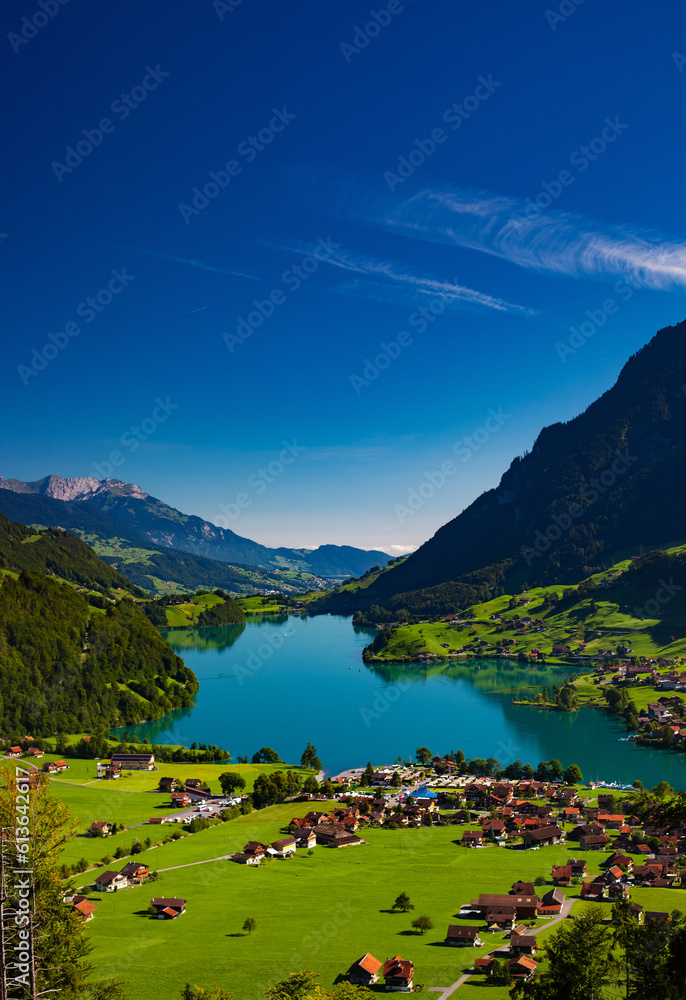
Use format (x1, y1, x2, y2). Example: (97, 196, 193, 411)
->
(113, 614, 686, 788)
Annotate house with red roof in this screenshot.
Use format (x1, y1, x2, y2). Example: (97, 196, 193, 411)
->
(347, 953, 382, 985)
(509, 955, 538, 981)
(88, 821, 111, 838)
(150, 897, 186, 919)
(382, 956, 414, 991)
(72, 897, 98, 921)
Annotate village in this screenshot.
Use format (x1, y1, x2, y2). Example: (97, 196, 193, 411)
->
(15, 746, 681, 996)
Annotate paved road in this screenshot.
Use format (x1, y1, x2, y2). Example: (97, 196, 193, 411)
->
(428, 898, 575, 997)
(157, 854, 232, 872)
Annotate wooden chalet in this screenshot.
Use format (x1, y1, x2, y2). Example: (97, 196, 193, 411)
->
(347, 953, 382, 985)
(509, 956, 538, 981)
(471, 893, 539, 919)
(445, 924, 483, 946)
(88, 821, 111, 838)
(150, 897, 186, 919)
(120, 862, 149, 884)
(382, 956, 414, 991)
(110, 753, 155, 771)
(510, 934, 537, 955)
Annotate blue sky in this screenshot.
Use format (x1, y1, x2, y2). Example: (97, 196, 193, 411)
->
(2, 0, 686, 553)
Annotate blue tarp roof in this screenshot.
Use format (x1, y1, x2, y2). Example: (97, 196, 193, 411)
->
(415, 787, 437, 798)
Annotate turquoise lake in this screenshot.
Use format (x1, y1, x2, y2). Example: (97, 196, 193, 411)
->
(119, 614, 686, 788)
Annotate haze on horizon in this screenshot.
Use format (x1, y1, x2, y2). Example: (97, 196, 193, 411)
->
(3, 0, 686, 553)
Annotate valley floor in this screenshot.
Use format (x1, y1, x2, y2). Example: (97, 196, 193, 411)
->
(19, 753, 685, 999)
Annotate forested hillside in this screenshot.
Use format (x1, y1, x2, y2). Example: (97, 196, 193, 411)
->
(0, 513, 142, 594)
(0, 567, 198, 736)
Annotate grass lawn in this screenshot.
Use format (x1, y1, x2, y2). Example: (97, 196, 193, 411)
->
(21, 755, 309, 795)
(237, 596, 292, 615)
(164, 593, 226, 627)
(83, 816, 686, 1000)
(12, 756, 312, 869)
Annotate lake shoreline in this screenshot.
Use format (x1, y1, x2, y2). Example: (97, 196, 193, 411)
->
(128, 615, 686, 788)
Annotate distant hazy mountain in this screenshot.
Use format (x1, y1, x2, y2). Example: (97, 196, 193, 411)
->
(0, 474, 389, 580)
(325, 318, 686, 615)
(0, 488, 300, 595)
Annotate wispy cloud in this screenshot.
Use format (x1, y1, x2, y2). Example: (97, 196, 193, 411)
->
(173, 305, 208, 318)
(263, 238, 536, 316)
(325, 249, 536, 315)
(355, 186, 686, 292)
(103, 243, 262, 281)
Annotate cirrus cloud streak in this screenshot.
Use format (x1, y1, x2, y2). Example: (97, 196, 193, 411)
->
(356, 186, 686, 292)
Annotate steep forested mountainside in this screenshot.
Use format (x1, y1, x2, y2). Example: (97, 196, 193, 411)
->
(320, 319, 686, 616)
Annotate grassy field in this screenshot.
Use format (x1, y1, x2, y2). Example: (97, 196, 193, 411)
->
(26, 756, 312, 794)
(369, 549, 686, 667)
(80, 810, 686, 999)
(237, 595, 293, 615)
(163, 593, 225, 627)
(12, 753, 313, 868)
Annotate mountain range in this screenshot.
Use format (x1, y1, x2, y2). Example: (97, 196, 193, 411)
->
(315, 318, 686, 617)
(0, 475, 389, 594)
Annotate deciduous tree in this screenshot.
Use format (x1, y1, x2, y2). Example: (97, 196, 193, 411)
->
(392, 892, 414, 912)
(219, 771, 246, 795)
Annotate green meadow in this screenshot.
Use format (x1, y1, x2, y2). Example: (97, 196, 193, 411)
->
(14, 754, 313, 869)
(79, 811, 686, 999)
(369, 548, 686, 666)
(237, 595, 293, 615)
(164, 593, 227, 627)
